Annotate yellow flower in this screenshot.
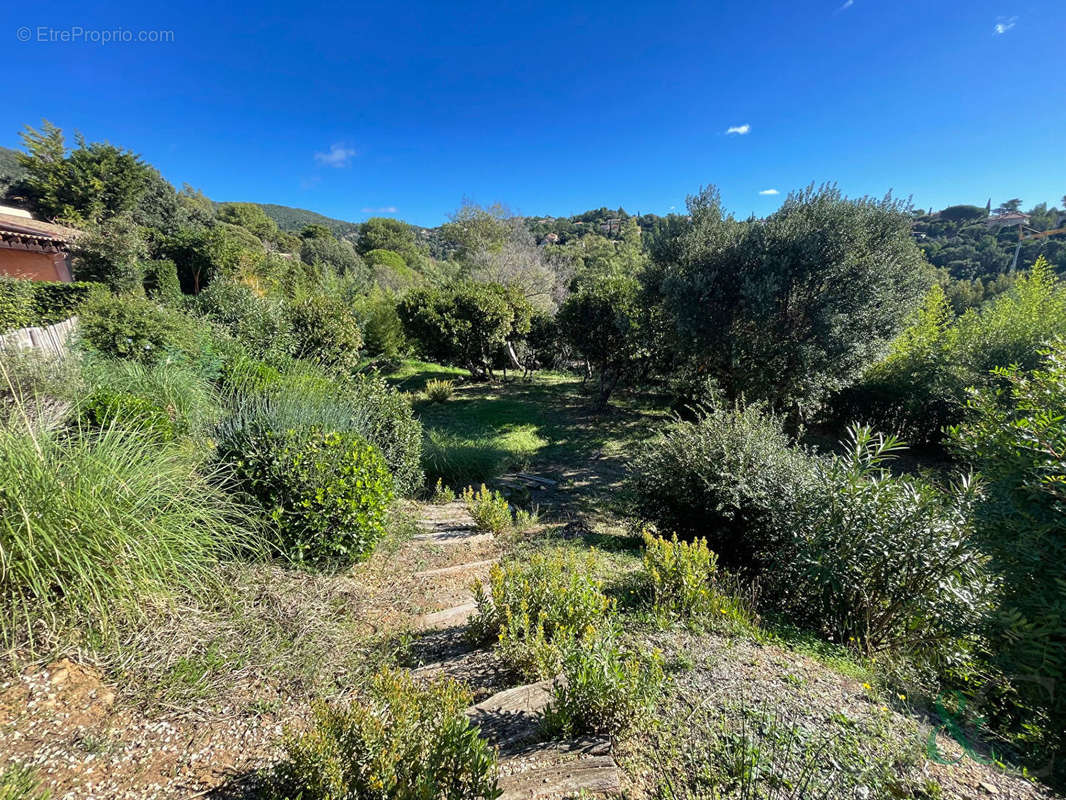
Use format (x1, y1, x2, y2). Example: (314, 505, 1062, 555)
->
(862, 682, 872, 690)
(897, 693, 907, 701)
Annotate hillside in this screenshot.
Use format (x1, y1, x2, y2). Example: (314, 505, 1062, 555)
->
(237, 201, 362, 239)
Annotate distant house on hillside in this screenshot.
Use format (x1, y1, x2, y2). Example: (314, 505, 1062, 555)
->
(0, 206, 80, 282)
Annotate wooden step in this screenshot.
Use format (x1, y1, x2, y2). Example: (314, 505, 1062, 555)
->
(415, 601, 477, 630)
(415, 559, 496, 578)
(498, 755, 620, 799)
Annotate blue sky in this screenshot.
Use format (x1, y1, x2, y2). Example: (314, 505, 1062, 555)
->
(1, 1, 1062, 227)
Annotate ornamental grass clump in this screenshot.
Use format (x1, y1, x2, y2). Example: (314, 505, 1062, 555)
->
(469, 551, 614, 679)
(271, 668, 500, 800)
(0, 422, 260, 649)
(424, 378, 455, 403)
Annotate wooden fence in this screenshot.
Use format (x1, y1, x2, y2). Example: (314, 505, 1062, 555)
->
(0, 316, 79, 357)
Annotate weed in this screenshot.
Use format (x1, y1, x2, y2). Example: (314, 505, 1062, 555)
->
(462, 484, 512, 534)
(0, 764, 49, 800)
(425, 378, 455, 403)
(431, 477, 456, 504)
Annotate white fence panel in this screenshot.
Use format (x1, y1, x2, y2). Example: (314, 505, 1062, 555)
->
(0, 316, 78, 357)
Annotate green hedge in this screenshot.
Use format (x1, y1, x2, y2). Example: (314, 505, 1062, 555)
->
(0, 277, 107, 333)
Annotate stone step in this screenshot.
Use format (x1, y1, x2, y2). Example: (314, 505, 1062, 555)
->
(415, 559, 497, 578)
(467, 680, 557, 752)
(415, 601, 477, 630)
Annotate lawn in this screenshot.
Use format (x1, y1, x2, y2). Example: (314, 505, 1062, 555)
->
(382, 361, 669, 516)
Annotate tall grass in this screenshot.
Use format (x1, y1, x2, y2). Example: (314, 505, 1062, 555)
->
(81, 355, 222, 437)
(0, 421, 262, 650)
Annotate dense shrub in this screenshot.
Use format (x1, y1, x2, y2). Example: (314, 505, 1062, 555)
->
(141, 258, 182, 304)
(354, 288, 406, 358)
(0, 423, 259, 647)
(627, 402, 815, 569)
(0, 278, 105, 333)
(541, 630, 664, 737)
(70, 215, 149, 294)
(949, 343, 1066, 759)
(832, 257, 1066, 447)
(469, 551, 614, 679)
(287, 293, 362, 372)
(770, 426, 992, 664)
(272, 668, 500, 800)
(191, 279, 294, 360)
(79, 293, 192, 363)
(217, 413, 393, 566)
(642, 531, 720, 623)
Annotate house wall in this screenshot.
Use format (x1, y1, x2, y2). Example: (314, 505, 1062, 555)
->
(0, 249, 71, 282)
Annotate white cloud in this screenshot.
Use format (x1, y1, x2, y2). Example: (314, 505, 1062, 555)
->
(314, 143, 357, 168)
(839, 0, 854, 9)
(726, 123, 751, 135)
(994, 16, 1017, 34)
(758, 189, 780, 196)
(361, 206, 398, 214)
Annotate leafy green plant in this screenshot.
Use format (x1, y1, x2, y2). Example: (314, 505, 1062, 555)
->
(541, 629, 664, 737)
(771, 426, 991, 664)
(190, 279, 294, 360)
(642, 531, 720, 623)
(461, 484, 512, 534)
(425, 378, 455, 403)
(141, 258, 182, 304)
(949, 341, 1066, 763)
(271, 668, 500, 800)
(0, 277, 105, 333)
(0, 422, 260, 649)
(431, 478, 456, 504)
(286, 292, 363, 372)
(216, 414, 393, 566)
(79, 293, 199, 364)
(627, 401, 815, 569)
(469, 551, 614, 679)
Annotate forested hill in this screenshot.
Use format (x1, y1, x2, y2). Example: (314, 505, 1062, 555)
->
(235, 202, 362, 240)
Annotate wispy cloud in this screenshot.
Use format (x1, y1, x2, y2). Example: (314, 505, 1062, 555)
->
(758, 189, 780, 196)
(726, 123, 751, 135)
(994, 16, 1017, 34)
(361, 206, 398, 214)
(839, 0, 854, 10)
(314, 143, 357, 168)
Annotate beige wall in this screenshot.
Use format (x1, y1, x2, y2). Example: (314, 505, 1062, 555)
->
(0, 249, 70, 282)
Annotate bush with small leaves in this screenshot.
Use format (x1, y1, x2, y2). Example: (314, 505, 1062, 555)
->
(78, 388, 176, 441)
(469, 551, 614, 679)
(431, 478, 456, 504)
(642, 531, 720, 623)
(271, 668, 500, 800)
(462, 484, 512, 534)
(425, 378, 455, 403)
(541, 630, 665, 737)
(216, 414, 393, 566)
(79, 294, 201, 364)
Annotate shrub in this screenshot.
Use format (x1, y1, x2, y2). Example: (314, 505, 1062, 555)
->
(287, 293, 362, 372)
(70, 215, 149, 294)
(272, 668, 500, 800)
(541, 630, 664, 737)
(462, 484, 511, 534)
(949, 342, 1066, 760)
(469, 551, 614, 679)
(354, 288, 406, 358)
(141, 258, 182, 304)
(79, 293, 185, 363)
(0, 278, 105, 333)
(216, 414, 393, 566)
(78, 388, 176, 441)
(642, 531, 720, 623)
(627, 401, 815, 569)
(431, 478, 456, 504)
(0, 423, 259, 648)
(425, 378, 455, 403)
(770, 426, 992, 664)
(191, 279, 294, 360)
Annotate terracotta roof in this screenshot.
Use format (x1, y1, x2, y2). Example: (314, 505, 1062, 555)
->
(0, 212, 81, 243)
